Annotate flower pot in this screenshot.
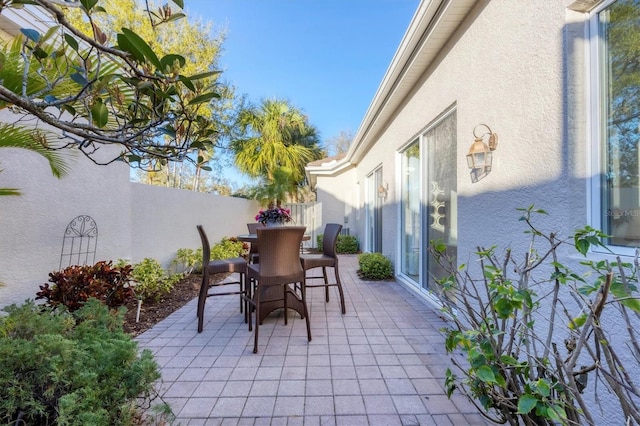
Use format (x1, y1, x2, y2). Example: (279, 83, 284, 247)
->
(265, 220, 285, 227)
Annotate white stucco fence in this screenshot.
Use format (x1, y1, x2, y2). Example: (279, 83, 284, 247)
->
(0, 145, 260, 309)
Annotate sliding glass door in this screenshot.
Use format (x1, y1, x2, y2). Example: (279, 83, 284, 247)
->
(399, 110, 457, 292)
(365, 167, 383, 253)
(424, 112, 457, 292)
(400, 142, 421, 284)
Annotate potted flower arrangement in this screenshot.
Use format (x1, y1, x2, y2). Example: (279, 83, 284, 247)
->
(255, 206, 293, 226)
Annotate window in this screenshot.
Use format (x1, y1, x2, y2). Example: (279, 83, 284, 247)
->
(400, 140, 420, 284)
(593, 0, 640, 250)
(365, 166, 383, 253)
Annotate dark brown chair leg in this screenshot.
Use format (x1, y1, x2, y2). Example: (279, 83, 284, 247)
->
(197, 273, 208, 333)
(283, 285, 288, 325)
(253, 290, 260, 353)
(239, 273, 244, 314)
(242, 274, 249, 324)
(322, 267, 330, 302)
(335, 264, 346, 315)
(301, 279, 311, 342)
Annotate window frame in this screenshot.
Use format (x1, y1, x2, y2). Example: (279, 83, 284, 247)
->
(589, 0, 640, 256)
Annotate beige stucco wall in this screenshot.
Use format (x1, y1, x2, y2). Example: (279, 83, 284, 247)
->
(130, 183, 259, 268)
(0, 141, 259, 309)
(0, 140, 132, 307)
(384, 1, 586, 250)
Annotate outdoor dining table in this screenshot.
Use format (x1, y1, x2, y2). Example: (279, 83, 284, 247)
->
(236, 233, 311, 244)
(237, 232, 311, 324)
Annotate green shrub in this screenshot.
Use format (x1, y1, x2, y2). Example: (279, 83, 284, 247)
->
(432, 206, 640, 425)
(36, 261, 135, 311)
(171, 247, 202, 275)
(315, 234, 359, 254)
(357, 252, 393, 280)
(210, 237, 245, 261)
(0, 299, 164, 425)
(171, 238, 245, 276)
(127, 258, 181, 303)
(337, 235, 359, 253)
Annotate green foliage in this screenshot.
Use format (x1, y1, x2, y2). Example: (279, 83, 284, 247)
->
(210, 237, 245, 261)
(127, 258, 181, 302)
(315, 234, 359, 254)
(0, 299, 163, 425)
(433, 205, 640, 425)
(357, 252, 393, 280)
(36, 261, 135, 311)
(64, 0, 237, 193)
(0, 0, 224, 178)
(231, 98, 324, 205)
(170, 238, 245, 277)
(171, 247, 202, 275)
(336, 235, 359, 254)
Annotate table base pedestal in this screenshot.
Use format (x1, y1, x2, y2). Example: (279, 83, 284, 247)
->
(256, 284, 305, 324)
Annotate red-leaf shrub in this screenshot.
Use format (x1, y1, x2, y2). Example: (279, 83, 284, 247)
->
(36, 261, 135, 311)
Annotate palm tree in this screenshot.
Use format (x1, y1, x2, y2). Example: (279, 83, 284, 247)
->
(0, 126, 69, 197)
(0, 35, 73, 196)
(231, 98, 324, 205)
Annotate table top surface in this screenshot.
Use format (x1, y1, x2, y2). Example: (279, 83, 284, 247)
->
(237, 233, 311, 242)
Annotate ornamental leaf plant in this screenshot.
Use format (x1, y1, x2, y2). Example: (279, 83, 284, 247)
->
(255, 207, 293, 224)
(430, 205, 640, 426)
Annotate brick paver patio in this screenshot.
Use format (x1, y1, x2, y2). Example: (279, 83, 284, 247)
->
(136, 254, 492, 425)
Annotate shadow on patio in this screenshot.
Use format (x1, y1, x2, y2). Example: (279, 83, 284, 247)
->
(136, 254, 492, 425)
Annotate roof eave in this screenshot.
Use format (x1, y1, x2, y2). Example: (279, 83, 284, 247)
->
(0, 5, 55, 38)
(343, 0, 479, 165)
(305, 159, 354, 190)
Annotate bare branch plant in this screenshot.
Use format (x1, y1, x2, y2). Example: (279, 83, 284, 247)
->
(431, 206, 640, 425)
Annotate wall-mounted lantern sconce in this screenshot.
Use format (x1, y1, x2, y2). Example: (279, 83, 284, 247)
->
(378, 182, 389, 200)
(467, 124, 498, 182)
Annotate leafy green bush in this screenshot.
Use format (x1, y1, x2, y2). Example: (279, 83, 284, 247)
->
(315, 234, 359, 254)
(432, 206, 640, 425)
(171, 247, 202, 275)
(36, 261, 135, 311)
(127, 258, 181, 303)
(0, 299, 164, 425)
(210, 237, 245, 261)
(357, 252, 393, 280)
(337, 235, 359, 253)
(172, 238, 246, 276)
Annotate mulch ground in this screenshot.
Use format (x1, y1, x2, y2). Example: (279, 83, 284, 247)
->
(122, 272, 227, 337)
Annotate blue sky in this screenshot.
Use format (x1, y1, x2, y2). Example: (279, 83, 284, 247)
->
(186, 0, 419, 142)
(185, 0, 420, 184)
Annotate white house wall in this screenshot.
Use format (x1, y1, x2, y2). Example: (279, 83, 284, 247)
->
(315, 1, 634, 424)
(315, 1, 587, 262)
(314, 168, 357, 234)
(347, 1, 586, 263)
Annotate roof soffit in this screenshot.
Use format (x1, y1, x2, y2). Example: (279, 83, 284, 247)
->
(346, 0, 479, 165)
(0, 6, 55, 37)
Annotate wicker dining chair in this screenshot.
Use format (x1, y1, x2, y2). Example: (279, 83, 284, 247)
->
(243, 226, 311, 353)
(196, 225, 248, 333)
(299, 223, 346, 314)
(246, 222, 264, 264)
